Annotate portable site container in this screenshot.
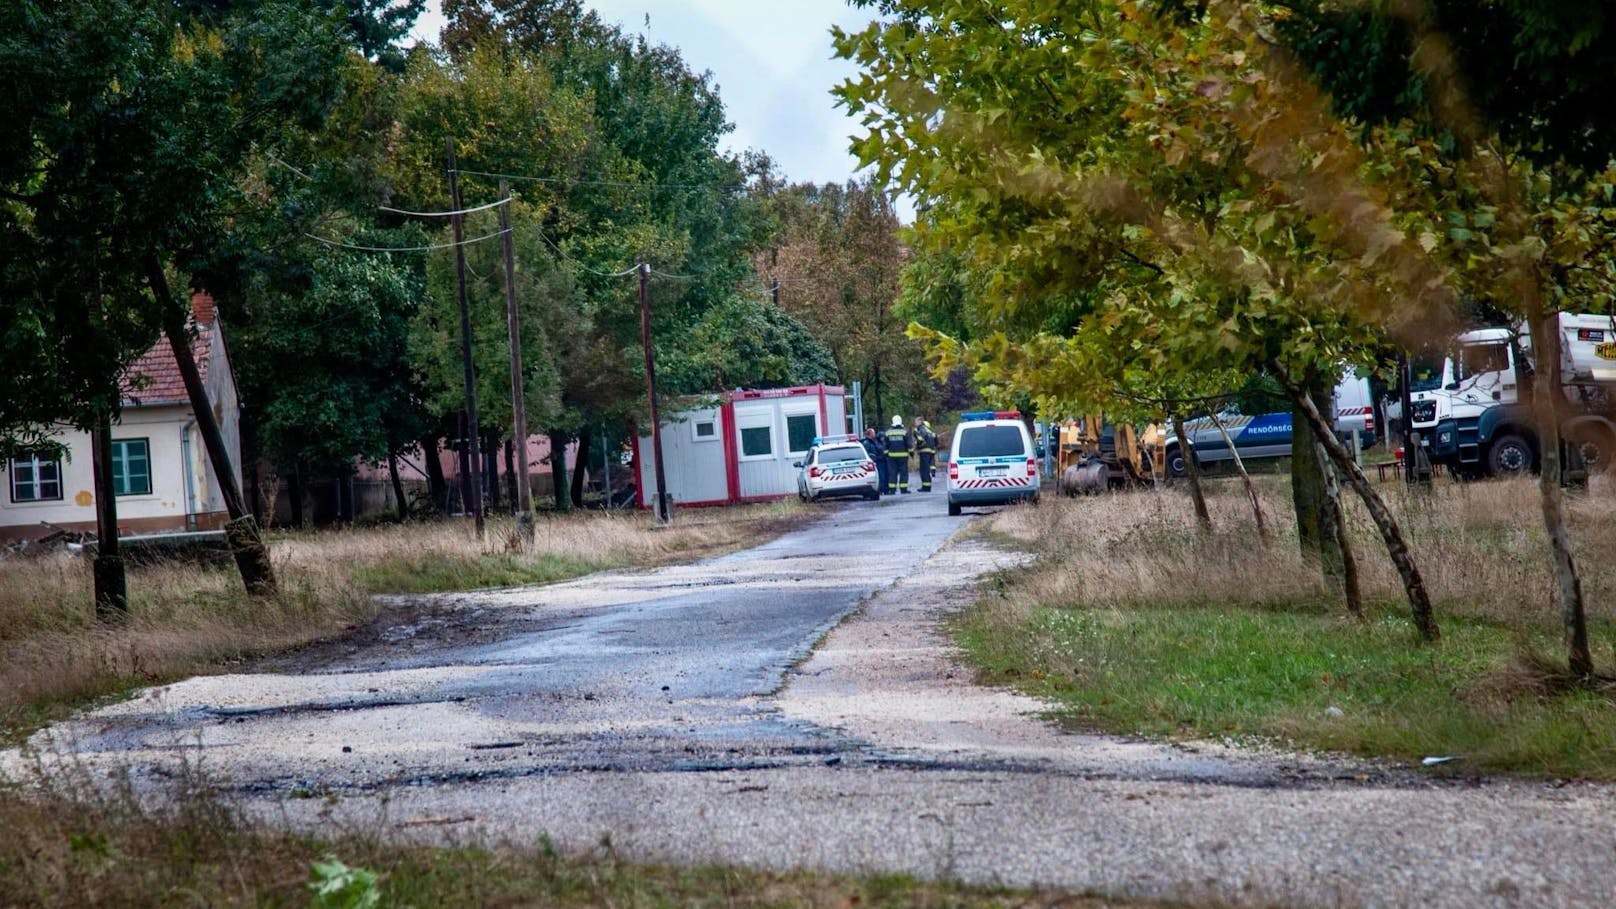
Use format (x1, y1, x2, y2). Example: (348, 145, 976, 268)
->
(633, 384, 848, 508)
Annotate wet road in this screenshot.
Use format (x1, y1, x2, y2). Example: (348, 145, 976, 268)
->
(18, 492, 1616, 908)
(30, 492, 968, 791)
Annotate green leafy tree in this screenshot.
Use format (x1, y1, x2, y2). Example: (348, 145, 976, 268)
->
(3, 0, 349, 599)
(836, 0, 1453, 638)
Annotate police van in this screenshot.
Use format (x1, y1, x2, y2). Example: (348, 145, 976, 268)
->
(946, 411, 1040, 516)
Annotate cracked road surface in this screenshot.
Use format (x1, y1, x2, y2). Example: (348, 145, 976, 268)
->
(15, 493, 1616, 908)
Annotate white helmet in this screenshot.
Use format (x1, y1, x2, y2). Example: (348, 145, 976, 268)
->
(891, 415, 903, 427)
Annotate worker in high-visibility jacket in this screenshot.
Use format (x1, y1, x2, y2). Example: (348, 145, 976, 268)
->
(883, 415, 911, 494)
(913, 417, 938, 492)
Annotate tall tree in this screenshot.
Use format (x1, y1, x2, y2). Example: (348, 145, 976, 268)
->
(757, 179, 934, 423)
(3, 0, 348, 596)
(836, 0, 1453, 639)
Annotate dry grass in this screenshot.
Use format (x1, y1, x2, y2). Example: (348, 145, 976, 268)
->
(0, 503, 805, 742)
(0, 760, 1156, 908)
(962, 474, 1616, 776)
(982, 474, 1616, 628)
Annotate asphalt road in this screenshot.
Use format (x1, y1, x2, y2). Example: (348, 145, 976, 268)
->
(16, 492, 1616, 908)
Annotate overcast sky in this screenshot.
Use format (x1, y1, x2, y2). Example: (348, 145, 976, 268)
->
(409, 1, 890, 201)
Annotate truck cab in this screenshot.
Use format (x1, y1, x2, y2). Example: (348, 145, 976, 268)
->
(1422, 314, 1616, 478)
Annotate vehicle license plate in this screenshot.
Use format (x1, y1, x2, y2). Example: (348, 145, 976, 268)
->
(978, 467, 1006, 477)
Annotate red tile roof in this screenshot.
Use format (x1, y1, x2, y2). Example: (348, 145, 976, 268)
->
(119, 292, 217, 408)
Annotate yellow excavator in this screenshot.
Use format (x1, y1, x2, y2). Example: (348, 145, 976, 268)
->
(1056, 415, 1167, 495)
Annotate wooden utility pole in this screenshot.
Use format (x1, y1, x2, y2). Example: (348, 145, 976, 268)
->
(446, 140, 485, 540)
(639, 259, 671, 523)
(498, 181, 534, 545)
(90, 414, 127, 620)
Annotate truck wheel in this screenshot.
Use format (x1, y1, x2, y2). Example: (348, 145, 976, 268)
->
(1486, 433, 1536, 477)
(1166, 446, 1190, 479)
(948, 501, 962, 517)
(1566, 424, 1615, 475)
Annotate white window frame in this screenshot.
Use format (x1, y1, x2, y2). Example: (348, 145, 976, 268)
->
(781, 404, 820, 457)
(735, 407, 776, 461)
(9, 450, 63, 503)
(112, 437, 153, 497)
(691, 418, 718, 442)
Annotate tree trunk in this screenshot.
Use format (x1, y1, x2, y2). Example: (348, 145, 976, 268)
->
(149, 259, 276, 596)
(483, 431, 501, 509)
(550, 430, 571, 512)
(90, 413, 128, 622)
(420, 434, 447, 515)
(289, 462, 305, 528)
(571, 430, 592, 508)
(1206, 409, 1268, 541)
(455, 412, 473, 515)
(1316, 441, 1364, 618)
(504, 437, 517, 512)
(389, 453, 408, 522)
(1524, 305, 1593, 678)
(259, 462, 280, 531)
(1275, 361, 1437, 642)
(1291, 375, 1348, 590)
(872, 364, 885, 429)
(1170, 411, 1212, 533)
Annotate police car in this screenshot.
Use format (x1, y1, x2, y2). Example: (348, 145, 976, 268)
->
(946, 411, 1040, 516)
(795, 434, 880, 502)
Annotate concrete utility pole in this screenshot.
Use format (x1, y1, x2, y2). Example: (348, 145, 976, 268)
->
(639, 259, 672, 524)
(498, 181, 534, 546)
(446, 140, 485, 540)
(148, 261, 276, 595)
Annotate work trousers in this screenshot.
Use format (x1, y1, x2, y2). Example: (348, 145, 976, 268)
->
(875, 456, 890, 494)
(918, 452, 934, 491)
(887, 455, 909, 493)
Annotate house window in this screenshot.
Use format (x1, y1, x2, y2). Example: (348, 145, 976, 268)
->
(692, 419, 717, 441)
(785, 413, 818, 454)
(9, 451, 62, 503)
(112, 438, 151, 496)
(740, 426, 773, 458)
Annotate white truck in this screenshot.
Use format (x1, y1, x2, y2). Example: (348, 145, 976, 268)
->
(1404, 313, 1616, 478)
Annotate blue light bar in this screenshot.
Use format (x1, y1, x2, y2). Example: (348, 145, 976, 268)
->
(812, 433, 859, 446)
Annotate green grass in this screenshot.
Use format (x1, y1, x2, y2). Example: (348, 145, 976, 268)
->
(955, 596, 1616, 777)
(352, 550, 616, 594)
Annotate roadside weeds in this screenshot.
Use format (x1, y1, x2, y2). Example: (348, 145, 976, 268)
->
(0, 758, 1165, 909)
(956, 477, 1616, 778)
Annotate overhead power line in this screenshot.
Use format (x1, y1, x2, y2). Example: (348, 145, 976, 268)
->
(455, 168, 718, 191)
(378, 196, 512, 218)
(648, 267, 697, 280)
(533, 228, 639, 277)
(304, 226, 511, 253)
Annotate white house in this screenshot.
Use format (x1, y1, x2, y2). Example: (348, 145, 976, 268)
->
(633, 384, 849, 507)
(0, 293, 241, 541)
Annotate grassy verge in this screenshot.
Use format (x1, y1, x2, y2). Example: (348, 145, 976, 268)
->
(0, 503, 806, 743)
(958, 476, 1616, 778)
(0, 770, 1150, 909)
